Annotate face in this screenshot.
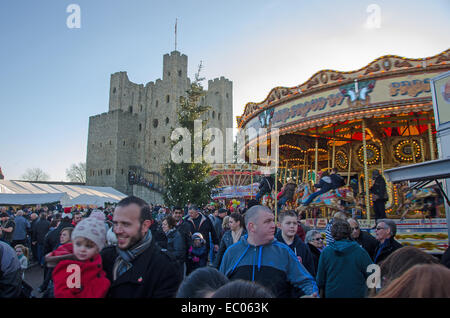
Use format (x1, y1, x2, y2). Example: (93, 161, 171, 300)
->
(73, 215, 82, 223)
(113, 204, 151, 250)
(310, 234, 324, 249)
(229, 217, 240, 231)
(188, 209, 199, 219)
(161, 220, 169, 233)
(15, 248, 23, 257)
(173, 209, 184, 222)
(280, 216, 298, 239)
(348, 219, 361, 239)
(193, 238, 202, 247)
(375, 222, 391, 242)
(250, 211, 276, 245)
(73, 237, 99, 261)
(60, 230, 71, 244)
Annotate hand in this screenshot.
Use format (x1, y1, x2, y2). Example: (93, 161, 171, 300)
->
(32, 241, 37, 245)
(214, 245, 219, 252)
(297, 256, 303, 263)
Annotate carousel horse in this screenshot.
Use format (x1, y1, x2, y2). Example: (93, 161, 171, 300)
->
(398, 187, 439, 220)
(296, 182, 355, 212)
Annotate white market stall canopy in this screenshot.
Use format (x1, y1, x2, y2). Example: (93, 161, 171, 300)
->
(0, 193, 71, 205)
(0, 180, 127, 207)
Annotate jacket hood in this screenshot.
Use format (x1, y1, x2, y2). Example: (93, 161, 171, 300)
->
(328, 239, 359, 255)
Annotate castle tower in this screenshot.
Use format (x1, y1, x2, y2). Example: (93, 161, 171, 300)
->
(86, 51, 232, 204)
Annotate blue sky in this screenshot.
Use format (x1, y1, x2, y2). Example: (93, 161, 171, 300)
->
(1, 0, 449, 181)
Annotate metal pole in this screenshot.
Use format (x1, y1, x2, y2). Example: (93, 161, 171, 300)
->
(315, 138, 319, 183)
(347, 143, 352, 186)
(275, 161, 278, 221)
(420, 138, 425, 163)
(428, 123, 435, 160)
(362, 120, 371, 221)
(332, 139, 336, 169)
(250, 163, 253, 195)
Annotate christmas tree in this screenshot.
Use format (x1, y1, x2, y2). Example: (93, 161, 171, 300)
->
(163, 62, 219, 207)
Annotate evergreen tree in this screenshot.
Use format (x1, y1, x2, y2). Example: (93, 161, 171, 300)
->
(163, 63, 219, 207)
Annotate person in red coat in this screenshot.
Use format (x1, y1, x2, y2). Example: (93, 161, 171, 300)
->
(51, 211, 110, 298)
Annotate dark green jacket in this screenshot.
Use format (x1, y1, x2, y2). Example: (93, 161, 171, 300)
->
(316, 239, 373, 298)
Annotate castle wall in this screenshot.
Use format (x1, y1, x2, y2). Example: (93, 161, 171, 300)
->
(86, 51, 233, 204)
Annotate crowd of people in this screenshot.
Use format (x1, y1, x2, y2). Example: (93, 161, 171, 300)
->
(1, 196, 450, 299)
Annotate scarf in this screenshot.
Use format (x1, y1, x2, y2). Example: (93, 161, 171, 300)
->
(113, 230, 152, 281)
(231, 228, 244, 244)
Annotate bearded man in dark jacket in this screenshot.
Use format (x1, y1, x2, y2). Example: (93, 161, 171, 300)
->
(101, 196, 182, 298)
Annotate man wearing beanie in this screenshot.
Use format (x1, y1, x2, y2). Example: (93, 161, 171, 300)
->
(50, 212, 110, 298)
(101, 196, 182, 298)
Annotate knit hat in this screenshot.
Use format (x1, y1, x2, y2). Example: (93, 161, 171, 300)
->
(71, 212, 107, 251)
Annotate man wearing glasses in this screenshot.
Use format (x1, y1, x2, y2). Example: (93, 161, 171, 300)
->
(347, 218, 378, 259)
(373, 219, 403, 264)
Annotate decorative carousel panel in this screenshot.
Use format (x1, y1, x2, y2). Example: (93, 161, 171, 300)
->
(394, 140, 421, 163)
(357, 144, 381, 166)
(335, 150, 349, 170)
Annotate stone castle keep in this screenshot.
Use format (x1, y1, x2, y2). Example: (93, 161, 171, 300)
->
(86, 51, 233, 204)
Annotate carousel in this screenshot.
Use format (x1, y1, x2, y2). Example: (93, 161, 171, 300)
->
(237, 49, 450, 253)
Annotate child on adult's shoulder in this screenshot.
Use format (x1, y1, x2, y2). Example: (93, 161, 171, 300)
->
(50, 211, 110, 298)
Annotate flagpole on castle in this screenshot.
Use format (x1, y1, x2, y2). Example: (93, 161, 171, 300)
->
(175, 18, 178, 51)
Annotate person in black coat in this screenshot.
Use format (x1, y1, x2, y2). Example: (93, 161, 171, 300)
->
(370, 170, 388, 220)
(184, 205, 219, 261)
(32, 212, 50, 266)
(305, 230, 324, 276)
(101, 196, 182, 298)
(348, 218, 378, 258)
(329, 168, 345, 190)
(373, 219, 403, 264)
(275, 211, 316, 277)
(161, 215, 186, 276)
(441, 246, 450, 269)
(255, 174, 274, 202)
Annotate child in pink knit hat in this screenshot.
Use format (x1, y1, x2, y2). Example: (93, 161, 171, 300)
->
(51, 211, 110, 298)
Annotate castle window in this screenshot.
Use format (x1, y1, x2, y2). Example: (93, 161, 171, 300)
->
(153, 119, 158, 128)
(226, 93, 229, 99)
(140, 105, 143, 112)
(109, 140, 112, 145)
(128, 106, 133, 113)
(212, 111, 215, 119)
(113, 87, 116, 94)
(155, 100, 158, 107)
(166, 95, 170, 103)
(139, 123, 142, 131)
(100, 142, 102, 148)
(162, 136, 165, 143)
(218, 113, 221, 120)
(178, 70, 182, 77)
(138, 143, 140, 149)
(165, 117, 169, 125)
(168, 71, 171, 77)
(121, 169, 124, 175)
(123, 141, 126, 146)
(215, 91, 219, 95)
(154, 140, 157, 145)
